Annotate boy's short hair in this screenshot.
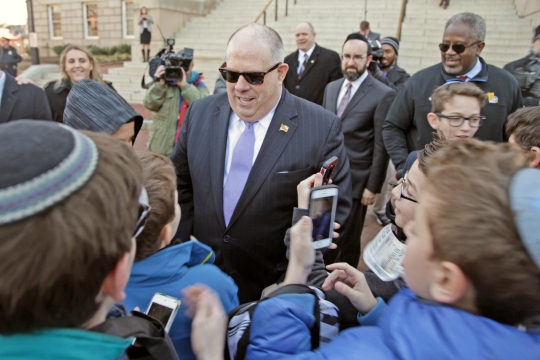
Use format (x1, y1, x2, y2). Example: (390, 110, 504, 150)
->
(430, 83, 487, 113)
(424, 140, 540, 325)
(0, 131, 142, 334)
(417, 133, 448, 175)
(135, 151, 176, 262)
(505, 106, 540, 156)
(360, 21, 370, 30)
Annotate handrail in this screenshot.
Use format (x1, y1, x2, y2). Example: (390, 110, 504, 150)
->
(254, 0, 293, 25)
(396, 0, 407, 40)
(254, 0, 275, 23)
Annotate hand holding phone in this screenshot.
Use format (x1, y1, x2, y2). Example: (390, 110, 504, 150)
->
(320, 156, 338, 185)
(309, 185, 338, 249)
(145, 293, 181, 332)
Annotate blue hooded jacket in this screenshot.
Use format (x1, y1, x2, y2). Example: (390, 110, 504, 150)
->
(246, 288, 540, 359)
(124, 241, 239, 360)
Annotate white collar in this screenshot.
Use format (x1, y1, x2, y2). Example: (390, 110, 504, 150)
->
(299, 44, 316, 59)
(340, 70, 368, 92)
(460, 58, 482, 80)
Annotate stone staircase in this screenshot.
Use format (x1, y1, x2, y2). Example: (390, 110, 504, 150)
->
(399, 0, 534, 75)
(106, 0, 404, 104)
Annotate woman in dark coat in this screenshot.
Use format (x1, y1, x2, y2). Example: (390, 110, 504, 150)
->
(44, 45, 113, 123)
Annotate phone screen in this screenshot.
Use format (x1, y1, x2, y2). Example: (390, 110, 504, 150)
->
(310, 195, 335, 241)
(147, 302, 174, 327)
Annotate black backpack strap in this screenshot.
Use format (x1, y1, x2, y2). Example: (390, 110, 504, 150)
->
(90, 311, 179, 360)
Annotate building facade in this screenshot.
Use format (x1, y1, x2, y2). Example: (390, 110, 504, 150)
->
(32, 0, 218, 58)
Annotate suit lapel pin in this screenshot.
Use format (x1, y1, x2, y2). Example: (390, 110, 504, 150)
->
(310, 60, 314, 63)
(279, 124, 289, 133)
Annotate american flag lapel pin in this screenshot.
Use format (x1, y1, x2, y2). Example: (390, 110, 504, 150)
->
(280, 124, 289, 133)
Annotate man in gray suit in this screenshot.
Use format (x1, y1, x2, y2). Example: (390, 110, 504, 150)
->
(359, 21, 381, 46)
(172, 23, 352, 302)
(322, 33, 395, 267)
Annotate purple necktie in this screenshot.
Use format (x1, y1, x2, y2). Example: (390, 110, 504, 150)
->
(223, 121, 256, 226)
(337, 83, 352, 117)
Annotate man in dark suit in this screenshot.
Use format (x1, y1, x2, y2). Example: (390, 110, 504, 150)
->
(322, 33, 396, 267)
(283, 22, 342, 105)
(0, 37, 22, 77)
(0, 70, 52, 123)
(172, 23, 352, 303)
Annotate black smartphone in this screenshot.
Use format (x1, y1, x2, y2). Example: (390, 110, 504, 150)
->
(320, 156, 338, 185)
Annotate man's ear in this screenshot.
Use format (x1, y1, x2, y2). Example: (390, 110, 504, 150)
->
(429, 261, 470, 305)
(476, 42, 485, 55)
(427, 112, 440, 130)
(530, 146, 540, 168)
(277, 63, 289, 82)
(100, 251, 132, 302)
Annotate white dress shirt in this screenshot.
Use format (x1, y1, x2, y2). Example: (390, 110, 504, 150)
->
(224, 97, 280, 184)
(458, 58, 482, 81)
(336, 70, 368, 108)
(0, 71, 6, 107)
(297, 44, 316, 74)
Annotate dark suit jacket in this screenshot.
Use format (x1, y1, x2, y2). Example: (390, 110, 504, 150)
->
(385, 64, 410, 93)
(323, 75, 395, 199)
(0, 72, 52, 123)
(283, 44, 342, 105)
(171, 88, 352, 302)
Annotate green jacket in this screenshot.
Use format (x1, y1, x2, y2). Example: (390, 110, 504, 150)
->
(143, 73, 209, 157)
(0, 328, 132, 359)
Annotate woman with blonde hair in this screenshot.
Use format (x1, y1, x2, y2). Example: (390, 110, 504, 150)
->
(44, 45, 114, 123)
(139, 7, 154, 62)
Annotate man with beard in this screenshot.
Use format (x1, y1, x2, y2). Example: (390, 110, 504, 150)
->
(379, 37, 410, 92)
(383, 12, 522, 178)
(321, 33, 395, 267)
(504, 25, 540, 107)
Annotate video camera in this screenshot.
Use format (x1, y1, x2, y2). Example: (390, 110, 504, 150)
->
(368, 39, 383, 62)
(149, 38, 194, 83)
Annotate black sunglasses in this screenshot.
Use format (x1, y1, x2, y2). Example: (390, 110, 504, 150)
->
(438, 41, 481, 54)
(219, 62, 281, 85)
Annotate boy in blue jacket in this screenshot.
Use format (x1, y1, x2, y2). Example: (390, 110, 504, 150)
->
(124, 151, 239, 360)
(185, 139, 540, 360)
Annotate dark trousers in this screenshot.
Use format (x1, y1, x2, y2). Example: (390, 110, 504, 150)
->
(324, 198, 366, 267)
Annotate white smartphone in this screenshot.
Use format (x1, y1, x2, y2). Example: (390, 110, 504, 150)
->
(145, 293, 181, 332)
(309, 185, 338, 249)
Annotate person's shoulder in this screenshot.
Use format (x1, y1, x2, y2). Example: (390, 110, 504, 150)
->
(485, 61, 520, 84)
(367, 75, 396, 95)
(503, 54, 530, 70)
(289, 91, 338, 121)
(284, 50, 298, 63)
(44, 80, 57, 91)
(316, 44, 340, 58)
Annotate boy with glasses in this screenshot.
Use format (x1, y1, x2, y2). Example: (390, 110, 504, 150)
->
(427, 82, 487, 141)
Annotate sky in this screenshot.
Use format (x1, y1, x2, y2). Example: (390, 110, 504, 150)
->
(0, 0, 28, 26)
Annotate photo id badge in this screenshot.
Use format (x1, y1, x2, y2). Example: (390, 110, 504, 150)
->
(363, 224, 405, 281)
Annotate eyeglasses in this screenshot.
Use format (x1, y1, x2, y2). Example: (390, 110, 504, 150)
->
(133, 188, 152, 237)
(400, 171, 418, 204)
(435, 113, 485, 127)
(218, 62, 281, 85)
(438, 41, 481, 54)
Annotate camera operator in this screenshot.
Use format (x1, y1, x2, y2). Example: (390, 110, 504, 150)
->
(143, 56, 209, 157)
(364, 37, 410, 93)
(504, 25, 540, 107)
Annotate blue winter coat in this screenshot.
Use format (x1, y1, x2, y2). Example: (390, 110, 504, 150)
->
(246, 287, 540, 359)
(124, 241, 239, 360)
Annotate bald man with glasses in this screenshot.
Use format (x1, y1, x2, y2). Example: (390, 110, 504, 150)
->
(171, 23, 352, 303)
(382, 12, 522, 179)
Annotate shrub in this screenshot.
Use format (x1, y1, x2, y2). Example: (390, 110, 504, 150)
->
(117, 44, 131, 54)
(52, 44, 70, 56)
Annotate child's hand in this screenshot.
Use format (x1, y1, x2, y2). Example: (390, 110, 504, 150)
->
(321, 263, 378, 314)
(182, 285, 227, 360)
(283, 216, 315, 285)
